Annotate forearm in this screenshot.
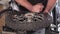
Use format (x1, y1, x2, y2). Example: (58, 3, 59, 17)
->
(44, 0, 57, 12)
(15, 0, 33, 11)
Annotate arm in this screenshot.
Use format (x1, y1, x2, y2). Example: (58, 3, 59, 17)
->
(44, 0, 57, 13)
(15, 0, 44, 13)
(15, 0, 33, 11)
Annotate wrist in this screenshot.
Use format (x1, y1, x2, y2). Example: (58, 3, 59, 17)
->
(44, 10, 49, 13)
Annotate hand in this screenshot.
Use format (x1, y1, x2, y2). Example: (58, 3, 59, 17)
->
(43, 10, 50, 16)
(43, 10, 49, 14)
(32, 3, 44, 13)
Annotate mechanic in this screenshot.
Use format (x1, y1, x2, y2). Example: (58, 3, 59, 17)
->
(15, 0, 57, 34)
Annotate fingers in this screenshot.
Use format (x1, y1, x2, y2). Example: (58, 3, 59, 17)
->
(39, 6, 44, 11)
(31, 3, 44, 13)
(39, 4, 44, 11)
(36, 3, 44, 8)
(43, 10, 49, 14)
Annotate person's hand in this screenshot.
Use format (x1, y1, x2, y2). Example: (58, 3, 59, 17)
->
(32, 3, 44, 13)
(43, 10, 51, 16)
(43, 10, 49, 14)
